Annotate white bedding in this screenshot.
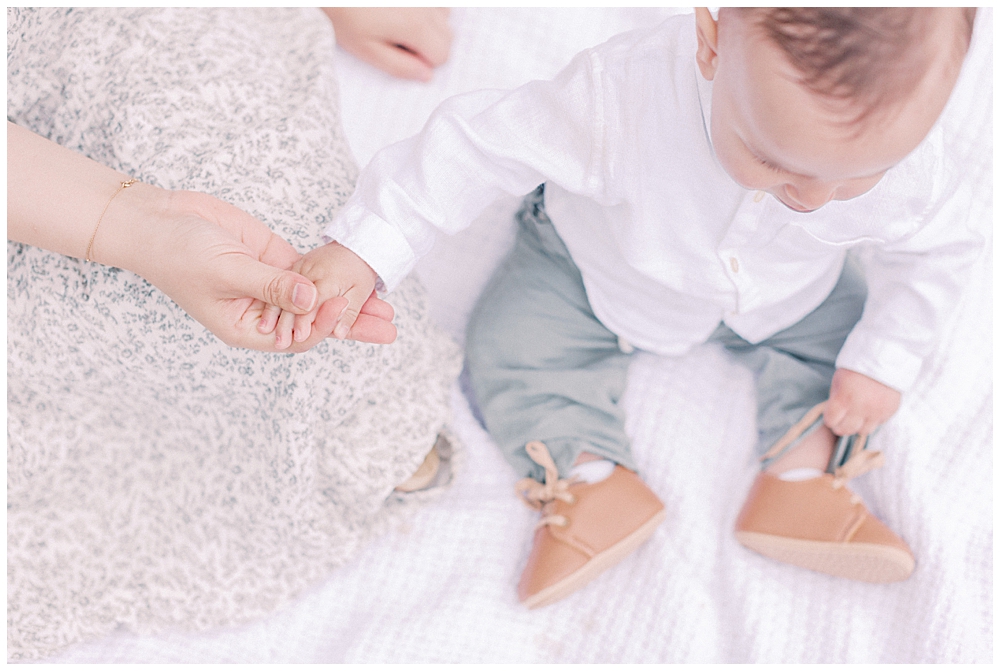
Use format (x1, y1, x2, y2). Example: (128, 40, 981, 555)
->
(47, 8, 992, 663)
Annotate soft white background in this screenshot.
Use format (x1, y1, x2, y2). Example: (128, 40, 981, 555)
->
(48, 8, 992, 663)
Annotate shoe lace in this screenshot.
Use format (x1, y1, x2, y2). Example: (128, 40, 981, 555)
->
(514, 441, 578, 529)
(760, 401, 884, 501)
(830, 434, 884, 492)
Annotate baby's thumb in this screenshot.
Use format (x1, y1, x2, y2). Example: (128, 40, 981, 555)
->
(231, 257, 318, 314)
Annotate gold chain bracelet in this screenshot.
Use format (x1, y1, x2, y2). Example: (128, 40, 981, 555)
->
(85, 178, 137, 262)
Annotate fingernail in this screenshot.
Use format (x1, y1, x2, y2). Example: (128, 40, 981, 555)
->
(334, 322, 349, 339)
(292, 283, 316, 311)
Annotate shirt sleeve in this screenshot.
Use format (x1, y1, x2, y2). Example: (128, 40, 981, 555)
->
(836, 172, 985, 392)
(837, 6, 992, 393)
(323, 48, 609, 292)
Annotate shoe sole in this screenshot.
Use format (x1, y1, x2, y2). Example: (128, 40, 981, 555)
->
(735, 531, 915, 583)
(523, 507, 667, 609)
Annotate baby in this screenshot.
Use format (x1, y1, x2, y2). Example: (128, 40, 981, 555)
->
(261, 8, 986, 607)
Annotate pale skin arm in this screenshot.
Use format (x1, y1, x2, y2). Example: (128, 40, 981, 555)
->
(7, 121, 393, 350)
(323, 7, 452, 82)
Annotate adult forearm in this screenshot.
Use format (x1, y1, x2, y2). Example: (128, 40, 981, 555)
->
(6, 121, 166, 272)
(7, 122, 396, 350)
(9, 123, 113, 258)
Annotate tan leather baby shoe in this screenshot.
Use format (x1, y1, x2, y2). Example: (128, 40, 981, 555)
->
(394, 447, 440, 492)
(515, 441, 666, 609)
(395, 434, 451, 493)
(735, 404, 914, 582)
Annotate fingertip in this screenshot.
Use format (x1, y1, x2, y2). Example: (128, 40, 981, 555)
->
(257, 306, 279, 335)
(274, 308, 298, 350)
(395, 58, 432, 81)
(825, 404, 846, 426)
(348, 314, 398, 344)
(823, 411, 846, 437)
(361, 293, 395, 321)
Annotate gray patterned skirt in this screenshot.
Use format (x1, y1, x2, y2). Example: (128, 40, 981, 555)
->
(6, 7, 462, 661)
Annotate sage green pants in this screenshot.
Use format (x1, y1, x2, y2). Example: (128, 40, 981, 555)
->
(466, 186, 867, 482)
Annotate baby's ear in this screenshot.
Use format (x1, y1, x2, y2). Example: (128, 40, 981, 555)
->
(694, 7, 720, 81)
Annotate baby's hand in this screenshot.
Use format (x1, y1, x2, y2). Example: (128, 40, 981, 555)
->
(257, 241, 397, 349)
(323, 8, 452, 82)
(824, 368, 901, 437)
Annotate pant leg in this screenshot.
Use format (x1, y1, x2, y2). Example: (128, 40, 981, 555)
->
(713, 256, 868, 462)
(465, 186, 636, 482)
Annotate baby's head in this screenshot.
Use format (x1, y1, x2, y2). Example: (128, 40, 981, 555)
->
(695, 7, 975, 212)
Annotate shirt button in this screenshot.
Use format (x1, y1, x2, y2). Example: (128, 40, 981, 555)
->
(729, 257, 740, 273)
(753, 190, 765, 203)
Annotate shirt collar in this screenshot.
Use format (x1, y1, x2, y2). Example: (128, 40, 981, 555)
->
(694, 58, 715, 154)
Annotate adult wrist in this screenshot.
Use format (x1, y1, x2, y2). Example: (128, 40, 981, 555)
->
(87, 179, 171, 277)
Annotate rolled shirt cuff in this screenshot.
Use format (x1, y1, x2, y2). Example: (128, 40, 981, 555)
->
(836, 328, 927, 393)
(322, 204, 417, 293)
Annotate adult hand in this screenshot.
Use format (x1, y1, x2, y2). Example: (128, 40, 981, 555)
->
(94, 185, 394, 351)
(7, 121, 394, 352)
(256, 241, 395, 350)
(324, 8, 452, 82)
(824, 368, 902, 437)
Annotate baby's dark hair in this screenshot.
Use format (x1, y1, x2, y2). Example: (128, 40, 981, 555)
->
(739, 7, 975, 124)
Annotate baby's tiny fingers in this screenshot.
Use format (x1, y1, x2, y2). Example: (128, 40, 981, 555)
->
(258, 303, 282, 335)
(859, 417, 882, 437)
(835, 415, 865, 437)
(274, 308, 297, 350)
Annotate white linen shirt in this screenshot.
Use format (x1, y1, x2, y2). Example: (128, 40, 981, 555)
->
(325, 11, 991, 393)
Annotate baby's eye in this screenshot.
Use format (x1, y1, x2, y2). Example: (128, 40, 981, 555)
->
(755, 155, 784, 173)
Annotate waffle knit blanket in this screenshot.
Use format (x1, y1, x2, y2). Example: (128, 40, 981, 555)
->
(39, 8, 991, 663)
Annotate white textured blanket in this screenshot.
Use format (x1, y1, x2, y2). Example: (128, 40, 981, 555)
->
(47, 8, 992, 663)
